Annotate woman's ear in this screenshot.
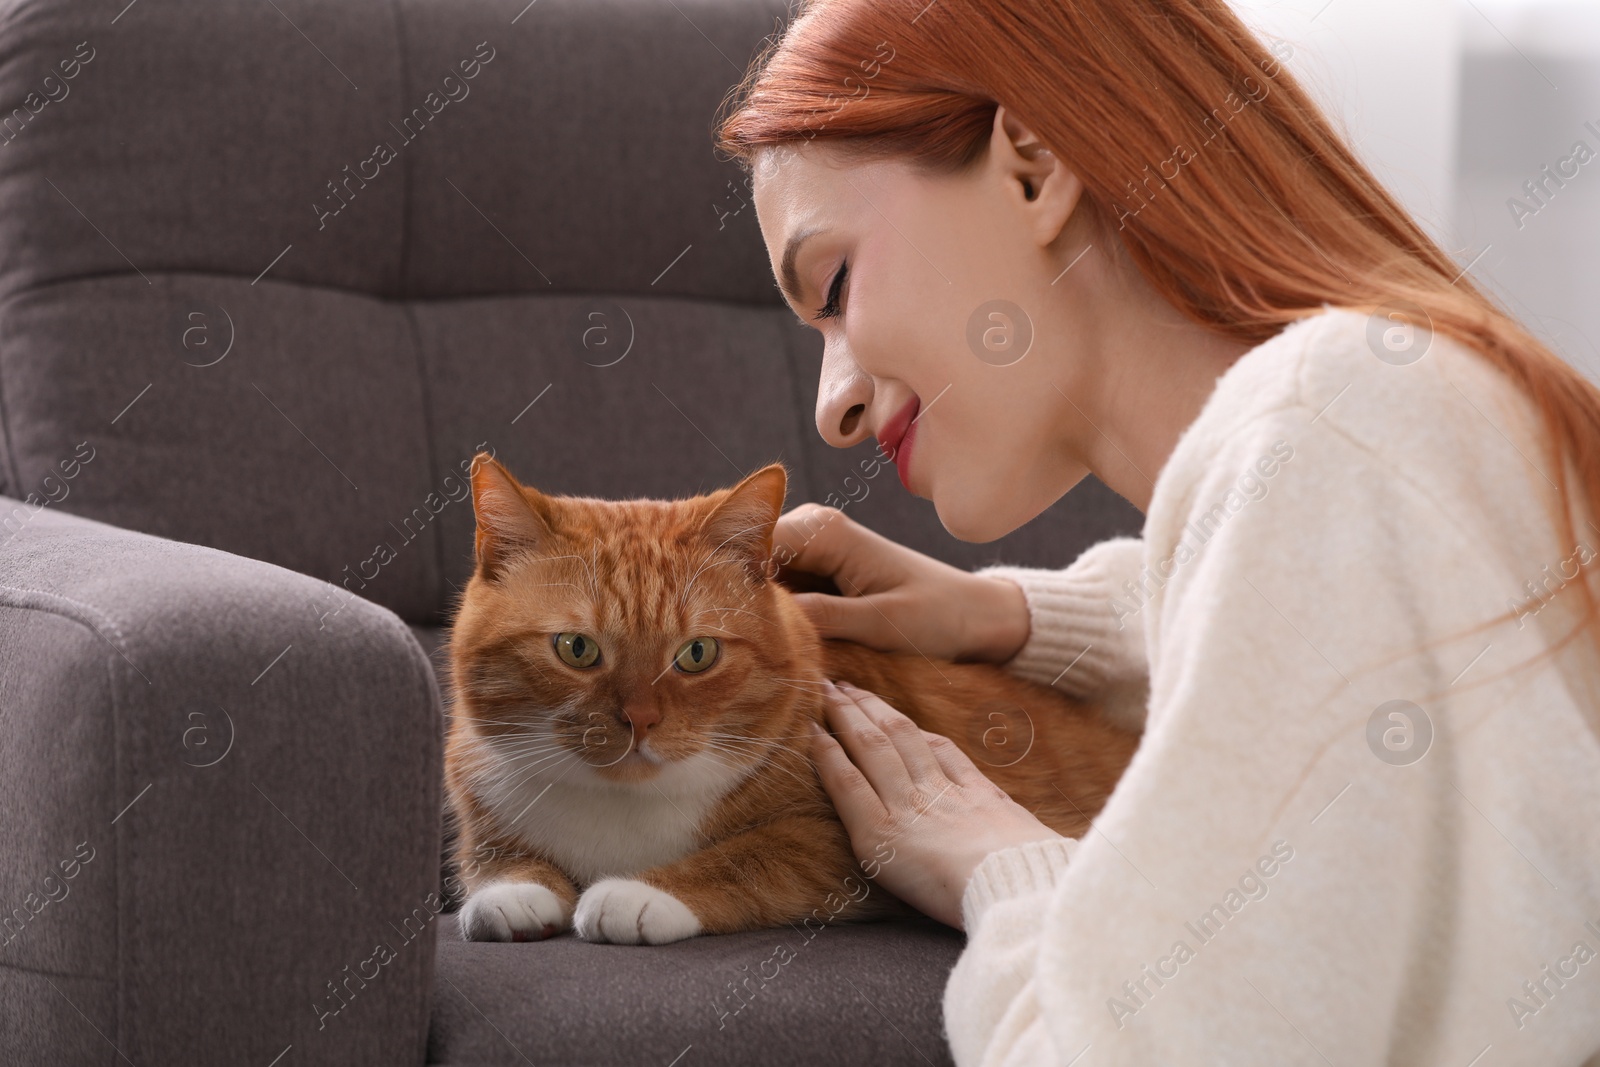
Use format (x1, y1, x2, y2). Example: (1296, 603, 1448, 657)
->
(991, 103, 1084, 250)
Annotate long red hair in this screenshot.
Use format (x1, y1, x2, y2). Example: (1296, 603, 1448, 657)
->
(714, 0, 1600, 727)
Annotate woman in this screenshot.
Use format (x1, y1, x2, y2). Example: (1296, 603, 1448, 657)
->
(715, 0, 1600, 1064)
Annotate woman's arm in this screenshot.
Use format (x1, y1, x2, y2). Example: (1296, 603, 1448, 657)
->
(977, 536, 1152, 732)
(944, 404, 1600, 1063)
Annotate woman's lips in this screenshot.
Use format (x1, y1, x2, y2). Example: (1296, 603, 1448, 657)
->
(876, 396, 920, 491)
(895, 416, 919, 492)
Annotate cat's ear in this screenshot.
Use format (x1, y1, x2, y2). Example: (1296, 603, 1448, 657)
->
(701, 462, 788, 584)
(469, 453, 552, 580)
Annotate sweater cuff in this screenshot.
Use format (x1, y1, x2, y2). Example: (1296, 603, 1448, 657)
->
(961, 836, 1080, 935)
(975, 537, 1151, 697)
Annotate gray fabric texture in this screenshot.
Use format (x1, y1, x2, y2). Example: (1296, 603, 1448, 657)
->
(0, 0, 1146, 1063)
(0, 0, 1140, 626)
(429, 912, 964, 1067)
(0, 501, 443, 1066)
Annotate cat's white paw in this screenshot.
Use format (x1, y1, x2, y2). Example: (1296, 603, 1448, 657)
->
(459, 881, 571, 942)
(574, 878, 702, 945)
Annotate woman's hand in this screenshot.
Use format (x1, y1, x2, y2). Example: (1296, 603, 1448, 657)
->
(772, 503, 1031, 664)
(809, 678, 1067, 930)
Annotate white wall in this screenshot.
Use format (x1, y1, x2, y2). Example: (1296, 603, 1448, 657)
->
(1229, 0, 1463, 242)
(1229, 0, 1600, 383)
(1453, 0, 1600, 382)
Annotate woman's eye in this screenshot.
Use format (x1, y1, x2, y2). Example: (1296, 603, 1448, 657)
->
(814, 261, 848, 321)
(553, 632, 602, 668)
(673, 637, 720, 674)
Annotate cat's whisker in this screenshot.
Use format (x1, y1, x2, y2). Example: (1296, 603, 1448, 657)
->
(471, 714, 560, 730)
(488, 747, 578, 778)
(767, 678, 828, 699)
(466, 723, 571, 751)
(698, 738, 827, 789)
(678, 543, 759, 609)
(483, 744, 571, 763)
(481, 751, 584, 820)
(702, 752, 817, 796)
(694, 735, 812, 777)
(691, 604, 773, 628)
(478, 744, 581, 789)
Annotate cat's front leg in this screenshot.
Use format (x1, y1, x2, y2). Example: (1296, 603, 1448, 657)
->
(454, 844, 579, 943)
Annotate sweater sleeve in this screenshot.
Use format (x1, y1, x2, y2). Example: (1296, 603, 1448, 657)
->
(975, 537, 1151, 733)
(944, 406, 1600, 1064)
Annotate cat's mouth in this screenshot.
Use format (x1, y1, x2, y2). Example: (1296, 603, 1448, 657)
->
(579, 734, 666, 772)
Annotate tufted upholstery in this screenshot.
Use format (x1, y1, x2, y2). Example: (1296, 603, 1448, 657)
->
(0, 0, 1142, 1064)
(0, 0, 1138, 628)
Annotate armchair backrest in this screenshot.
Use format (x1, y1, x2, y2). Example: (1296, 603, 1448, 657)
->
(0, 0, 1140, 625)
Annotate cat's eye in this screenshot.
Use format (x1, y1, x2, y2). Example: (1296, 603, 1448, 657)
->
(673, 637, 719, 674)
(553, 632, 602, 669)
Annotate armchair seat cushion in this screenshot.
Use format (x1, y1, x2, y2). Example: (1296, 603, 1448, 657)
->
(428, 912, 963, 1066)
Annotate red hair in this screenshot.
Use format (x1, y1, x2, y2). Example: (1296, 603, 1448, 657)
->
(714, 0, 1600, 727)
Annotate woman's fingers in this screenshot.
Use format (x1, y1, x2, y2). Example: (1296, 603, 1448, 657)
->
(823, 680, 948, 792)
(808, 718, 888, 831)
(771, 504, 859, 584)
(920, 727, 998, 791)
(788, 590, 898, 649)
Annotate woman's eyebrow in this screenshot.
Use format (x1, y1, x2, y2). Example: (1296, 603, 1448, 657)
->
(779, 226, 829, 309)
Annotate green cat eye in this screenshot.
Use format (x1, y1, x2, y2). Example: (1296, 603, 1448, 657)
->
(673, 637, 719, 674)
(553, 632, 602, 669)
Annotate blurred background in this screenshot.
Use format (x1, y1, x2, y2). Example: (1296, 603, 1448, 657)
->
(1232, 0, 1600, 382)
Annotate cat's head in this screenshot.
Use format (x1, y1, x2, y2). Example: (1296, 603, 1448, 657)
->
(447, 453, 821, 793)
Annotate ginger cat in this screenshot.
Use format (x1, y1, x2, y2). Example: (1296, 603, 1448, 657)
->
(443, 453, 1139, 945)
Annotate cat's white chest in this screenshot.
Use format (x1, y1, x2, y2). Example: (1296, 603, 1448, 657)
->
(470, 735, 748, 886)
(501, 779, 712, 884)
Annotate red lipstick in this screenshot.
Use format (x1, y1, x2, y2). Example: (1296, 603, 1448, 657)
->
(876, 396, 920, 491)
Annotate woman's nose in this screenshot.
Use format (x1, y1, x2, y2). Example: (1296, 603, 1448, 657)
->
(815, 344, 874, 449)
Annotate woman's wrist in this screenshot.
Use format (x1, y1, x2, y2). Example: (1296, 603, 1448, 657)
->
(963, 573, 1031, 664)
(960, 834, 1080, 934)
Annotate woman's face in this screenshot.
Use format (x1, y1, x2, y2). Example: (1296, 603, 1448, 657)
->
(751, 109, 1108, 542)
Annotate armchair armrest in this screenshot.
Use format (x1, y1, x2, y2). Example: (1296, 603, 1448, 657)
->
(0, 499, 442, 1066)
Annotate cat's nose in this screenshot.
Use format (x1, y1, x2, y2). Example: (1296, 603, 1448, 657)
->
(621, 699, 661, 734)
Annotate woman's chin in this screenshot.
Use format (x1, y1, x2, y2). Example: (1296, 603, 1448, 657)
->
(932, 493, 1021, 544)
(931, 473, 1061, 544)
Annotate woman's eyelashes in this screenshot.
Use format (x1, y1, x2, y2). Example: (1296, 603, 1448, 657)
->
(814, 261, 848, 321)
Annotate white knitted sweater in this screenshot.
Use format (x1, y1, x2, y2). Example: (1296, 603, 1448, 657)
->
(948, 307, 1600, 1064)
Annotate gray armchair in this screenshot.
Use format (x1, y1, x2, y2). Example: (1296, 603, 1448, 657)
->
(0, 0, 1141, 1063)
